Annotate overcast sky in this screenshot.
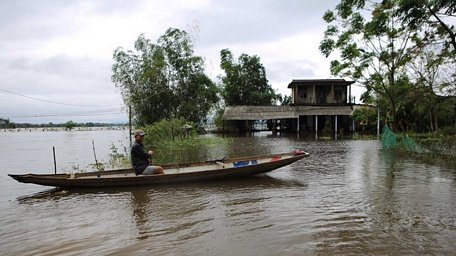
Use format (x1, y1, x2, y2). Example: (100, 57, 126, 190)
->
(0, 0, 363, 124)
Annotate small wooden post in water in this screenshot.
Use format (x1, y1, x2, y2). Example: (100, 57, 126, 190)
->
(53, 146, 57, 174)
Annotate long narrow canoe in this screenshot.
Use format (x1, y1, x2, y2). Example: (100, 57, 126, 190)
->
(8, 150, 309, 188)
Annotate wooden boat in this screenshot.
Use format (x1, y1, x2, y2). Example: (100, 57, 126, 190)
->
(8, 150, 309, 188)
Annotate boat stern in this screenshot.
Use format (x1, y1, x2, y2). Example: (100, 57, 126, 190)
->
(292, 149, 310, 157)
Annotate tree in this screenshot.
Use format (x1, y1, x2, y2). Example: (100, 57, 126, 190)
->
(219, 49, 277, 106)
(407, 45, 456, 131)
(396, 0, 456, 53)
(0, 118, 15, 129)
(112, 28, 218, 126)
(320, 0, 419, 131)
(64, 120, 76, 131)
(277, 94, 292, 106)
(395, 0, 456, 132)
(352, 107, 378, 132)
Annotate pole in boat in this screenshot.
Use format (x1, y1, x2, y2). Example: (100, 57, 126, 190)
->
(129, 105, 132, 148)
(53, 146, 57, 174)
(92, 139, 101, 177)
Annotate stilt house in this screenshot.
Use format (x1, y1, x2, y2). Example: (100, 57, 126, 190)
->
(222, 79, 356, 136)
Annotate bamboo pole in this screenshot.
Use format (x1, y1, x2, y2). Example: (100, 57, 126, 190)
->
(53, 146, 57, 174)
(129, 105, 132, 148)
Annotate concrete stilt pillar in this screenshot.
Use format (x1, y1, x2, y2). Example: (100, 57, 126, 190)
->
(297, 116, 300, 132)
(273, 119, 276, 134)
(335, 115, 338, 139)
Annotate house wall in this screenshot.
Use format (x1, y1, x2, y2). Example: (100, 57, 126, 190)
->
(333, 85, 347, 104)
(292, 84, 348, 105)
(295, 86, 313, 104)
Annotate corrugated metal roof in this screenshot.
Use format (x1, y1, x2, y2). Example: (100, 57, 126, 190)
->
(222, 105, 354, 120)
(287, 79, 355, 88)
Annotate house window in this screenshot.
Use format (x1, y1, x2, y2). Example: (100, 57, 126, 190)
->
(334, 87, 344, 103)
(299, 90, 307, 103)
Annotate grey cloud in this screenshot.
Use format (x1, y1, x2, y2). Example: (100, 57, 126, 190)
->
(0, 0, 141, 45)
(188, 0, 338, 47)
(268, 64, 316, 83)
(87, 0, 142, 15)
(9, 55, 102, 77)
(265, 60, 316, 90)
(0, 1, 74, 43)
(3, 54, 113, 97)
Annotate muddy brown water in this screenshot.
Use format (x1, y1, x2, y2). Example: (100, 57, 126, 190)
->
(1, 130, 455, 255)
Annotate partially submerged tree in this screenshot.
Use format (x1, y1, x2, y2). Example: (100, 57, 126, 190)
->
(64, 120, 76, 131)
(112, 28, 218, 126)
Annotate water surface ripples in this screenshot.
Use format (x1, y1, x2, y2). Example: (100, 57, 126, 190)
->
(1, 132, 455, 255)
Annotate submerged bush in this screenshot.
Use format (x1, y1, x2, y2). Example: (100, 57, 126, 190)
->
(142, 118, 197, 147)
(107, 143, 130, 168)
(138, 118, 229, 164)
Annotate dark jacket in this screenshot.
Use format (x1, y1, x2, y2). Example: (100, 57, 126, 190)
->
(131, 141, 149, 175)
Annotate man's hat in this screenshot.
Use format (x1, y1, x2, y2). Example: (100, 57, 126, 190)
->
(134, 129, 146, 137)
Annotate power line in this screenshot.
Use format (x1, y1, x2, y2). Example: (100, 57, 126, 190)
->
(0, 88, 123, 107)
(3, 112, 125, 118)
(1, 108, 127, 118)
(0, 105, 126, 118)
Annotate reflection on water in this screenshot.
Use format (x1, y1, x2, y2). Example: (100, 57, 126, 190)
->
(129, 189, 150, 240)
(1, 132, 456, 255)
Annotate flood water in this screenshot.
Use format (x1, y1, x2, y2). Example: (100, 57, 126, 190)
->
(1, 129, 456, 255)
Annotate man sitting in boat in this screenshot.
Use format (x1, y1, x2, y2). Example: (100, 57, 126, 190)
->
(131, 129, 164, 175)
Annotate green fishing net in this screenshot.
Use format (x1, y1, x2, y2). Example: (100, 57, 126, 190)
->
(402, 135, 418, 152)
(381, 124, 397, 149)
(381, 124, 419, 151)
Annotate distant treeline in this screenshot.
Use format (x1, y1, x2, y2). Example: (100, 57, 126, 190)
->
(0, 118, 126, 129)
